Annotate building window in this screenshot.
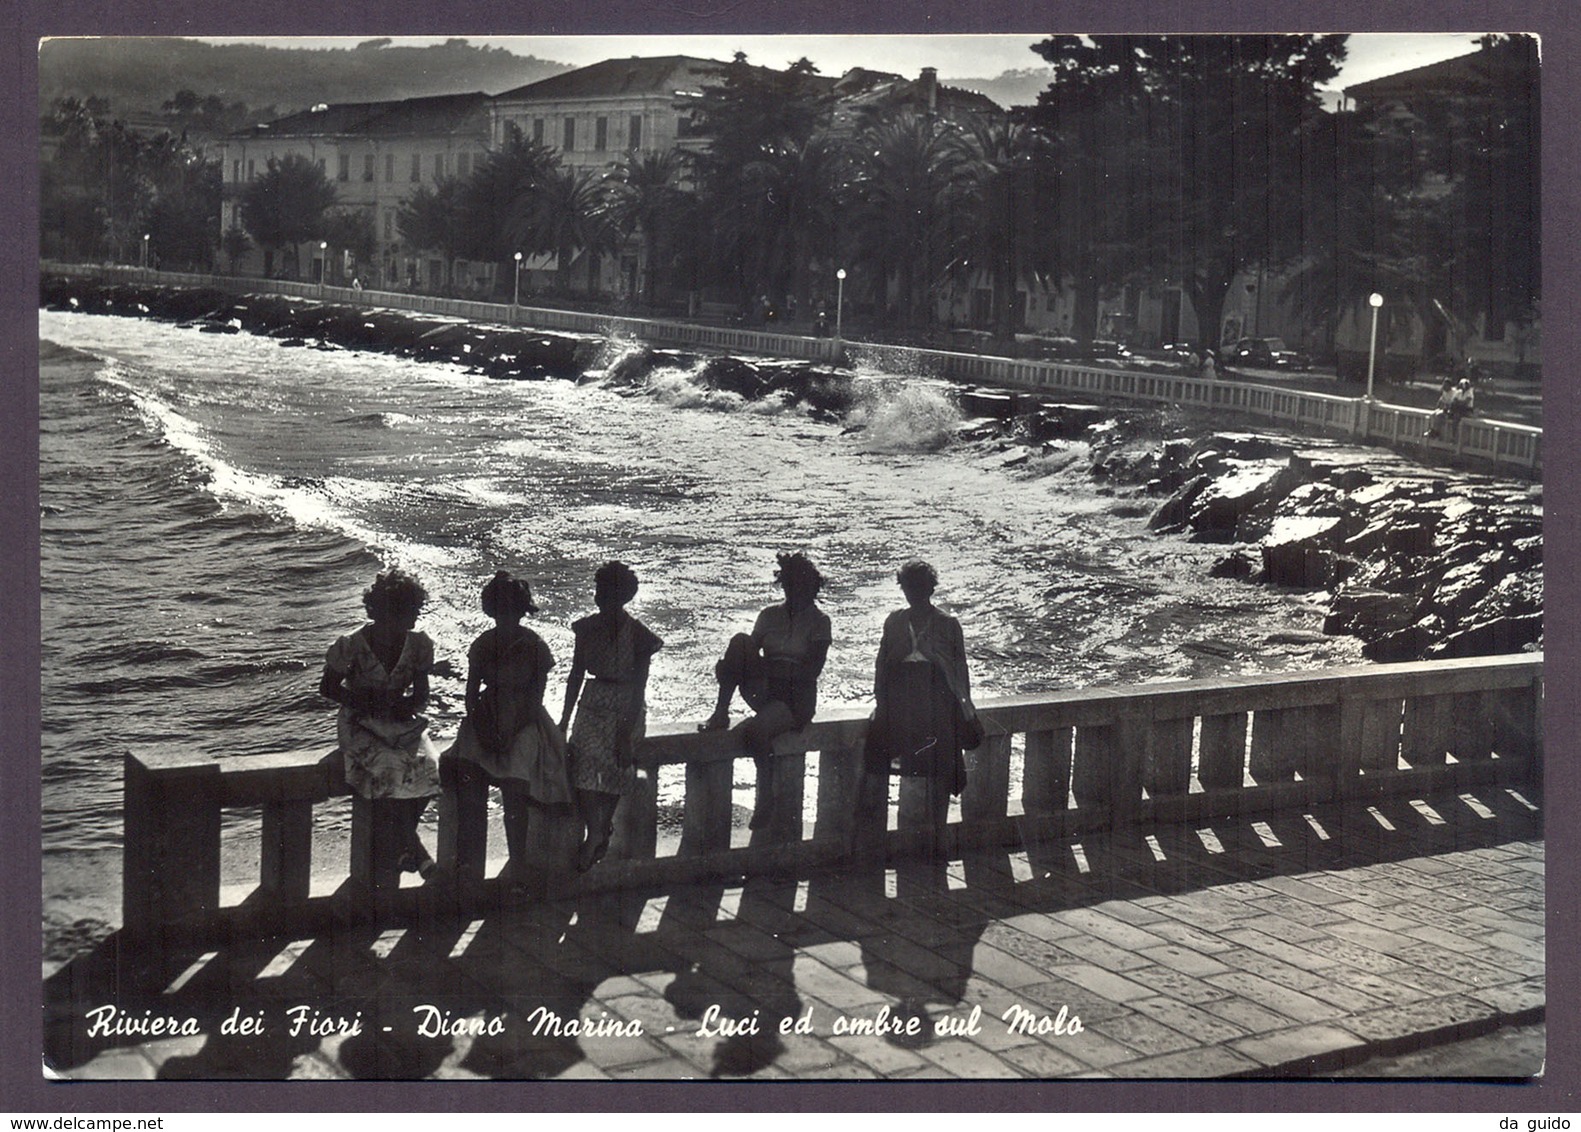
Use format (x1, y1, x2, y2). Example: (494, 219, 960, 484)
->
(532, 118, 544, 144)
(595, 117, 608, 151)
(384, 211, 393, 239)
(231, 160, 241, 182)
(563, 117, 575, 151)
(247, 159, 256, 180)
(338, 153, 350, 181)
(386, 153, 395, 182)
(457, 152, 470, 178)
(364, 153, 375, 181)
(434, 154, 445, 180)
(630, 115, 642, 150)
(411, 153, 421, 182)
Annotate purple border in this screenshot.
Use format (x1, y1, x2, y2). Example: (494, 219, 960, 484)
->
(5, 0, 1574, 1113)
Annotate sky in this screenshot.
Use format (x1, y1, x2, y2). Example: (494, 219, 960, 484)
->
(197, 33, 1494, 92)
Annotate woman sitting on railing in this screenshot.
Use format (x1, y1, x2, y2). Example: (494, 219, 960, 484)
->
(864, 561, 983, 855)
(561, 562, 664, 872)
(699, 552, 832, 830)
(319, 568, 443, 880)
(440, 571, 572, 892)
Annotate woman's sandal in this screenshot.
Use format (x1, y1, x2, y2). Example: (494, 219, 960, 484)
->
(399, 851, 439, 882)
(577, 827, 613, 873)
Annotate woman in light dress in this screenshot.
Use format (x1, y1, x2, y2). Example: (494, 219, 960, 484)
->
(319, 568, 442, 879)
(560, 561, 664, 872)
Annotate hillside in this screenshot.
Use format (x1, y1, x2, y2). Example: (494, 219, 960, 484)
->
(38, 37, 571, 122)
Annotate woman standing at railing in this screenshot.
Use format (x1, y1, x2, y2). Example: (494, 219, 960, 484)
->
(699, 552, 831, 830)
(864, 561, 983, 855)
(560, 562, 664, 872)
(441, 571, 573, 892)
(319, 568, 443, 880)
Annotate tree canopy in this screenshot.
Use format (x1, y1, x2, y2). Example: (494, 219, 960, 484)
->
(1028, 34, 1348, 346)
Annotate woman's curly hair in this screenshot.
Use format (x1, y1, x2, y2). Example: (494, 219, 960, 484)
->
(363, 568, 428, 622)
(896, 560, 938, 593)
(775, 551, 824, 594)
(481, 570, 538, 620)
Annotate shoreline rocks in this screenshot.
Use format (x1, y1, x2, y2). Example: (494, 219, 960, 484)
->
(42, 273, 1542, 665)
(1094, 427, 1542, 663)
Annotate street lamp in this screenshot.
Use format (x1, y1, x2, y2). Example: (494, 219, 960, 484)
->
(141, 233, 149, 271)
(319, 241, 329, 295)
(835, 268, 846, 343)
(513, 251, 523, 306)
(1366, 292, 1384, 401)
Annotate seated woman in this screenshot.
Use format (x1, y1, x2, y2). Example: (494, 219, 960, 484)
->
(864, 560, 982, 854)
(560, 561, 664, 872)
(319, 568, 442, 880)
(700, 552, 831, 830)
(441, 571, 572, 888)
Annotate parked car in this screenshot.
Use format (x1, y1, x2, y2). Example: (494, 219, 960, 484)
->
(1229, 337, 1312, 370)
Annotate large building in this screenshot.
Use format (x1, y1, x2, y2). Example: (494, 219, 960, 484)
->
(216, 92, 492, 288)
(488, 55, 722, 171)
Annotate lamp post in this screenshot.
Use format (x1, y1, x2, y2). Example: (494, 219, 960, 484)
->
(319, 241, 329, 296)
(835, 268, 846, 343)
(513, 251, 523, 307)
(141, 233, 149, 272)
(1365, 292, 1384, 401)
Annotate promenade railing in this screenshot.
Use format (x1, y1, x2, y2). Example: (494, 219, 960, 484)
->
(46, 263, 1541, 475)
(123, 654, 1542, 940)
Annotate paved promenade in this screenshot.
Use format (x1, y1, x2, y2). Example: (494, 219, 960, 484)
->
(43, 781, 1543, 1081)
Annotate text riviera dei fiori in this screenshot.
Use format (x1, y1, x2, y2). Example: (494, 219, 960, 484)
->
(84, 1001, 1083, 1041)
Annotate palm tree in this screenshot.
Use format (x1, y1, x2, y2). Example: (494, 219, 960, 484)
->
(740, 133, 848, 315)
(846, 111, 977, 331)
(605, 149, 689, 304)
(459, 124, 562, 284)
(958, 116, 1061, 338)
(508, 165, 618, 295)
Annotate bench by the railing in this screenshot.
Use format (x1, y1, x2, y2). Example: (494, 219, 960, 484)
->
(123, 654, 1541, 938)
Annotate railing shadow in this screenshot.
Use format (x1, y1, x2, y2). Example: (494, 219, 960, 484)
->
(43, 775, 1541, 1080)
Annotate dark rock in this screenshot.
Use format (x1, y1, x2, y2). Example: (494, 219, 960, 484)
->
(1325, 588, 1423, 637)
(1209, 549, 1258, 579)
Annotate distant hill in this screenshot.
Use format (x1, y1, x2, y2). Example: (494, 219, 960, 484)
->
(38, 37, 572, 124)
(948, 68, 1056, 108)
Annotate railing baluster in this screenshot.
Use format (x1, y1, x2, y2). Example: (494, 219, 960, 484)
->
(1401, 693, 1454, 767)
(678, 755, 735, 857)
(1198, 712, 1249, 790)
(260, 800, 313, 903)
(1022, 727, 1073, 813)
(1145, 716, 1194, 797)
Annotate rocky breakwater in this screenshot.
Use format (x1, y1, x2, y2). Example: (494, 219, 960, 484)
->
(39, 274, 855, 415)
(1096, 430, 1542, 662)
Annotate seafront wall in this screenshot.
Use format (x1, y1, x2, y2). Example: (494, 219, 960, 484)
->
(42, 263, 1542, 476)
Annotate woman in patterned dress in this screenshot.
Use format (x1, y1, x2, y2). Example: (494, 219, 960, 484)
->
(318, 568, 442, 878)
(560, 562, 663, 872)
(442, 571, 572, 885)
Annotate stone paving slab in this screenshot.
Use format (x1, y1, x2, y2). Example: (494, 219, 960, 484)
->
(42, 784, 1543, 1081)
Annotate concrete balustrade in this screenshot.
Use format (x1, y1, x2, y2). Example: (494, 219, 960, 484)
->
(121, 653, 1542, 942)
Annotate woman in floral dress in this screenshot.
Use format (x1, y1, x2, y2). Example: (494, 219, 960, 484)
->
(319, 568, 442, 878)
(560, 562, 663, 872)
